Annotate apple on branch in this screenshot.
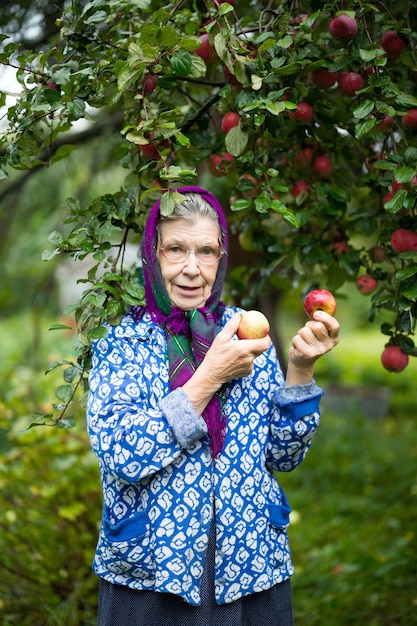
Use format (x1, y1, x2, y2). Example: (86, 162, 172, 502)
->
(381, 31, 405, 59)
(221, 112, 241, 133)
(338, 72, 364, 97)
(237, 310, 270, 340)
(356, 275, 378, 295)
(304, 289, 337, 318)
(328, 14, 358, 40)
(381, 345, 409, 373)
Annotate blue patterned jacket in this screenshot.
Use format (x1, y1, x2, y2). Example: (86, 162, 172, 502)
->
(86, 306, 323, 605)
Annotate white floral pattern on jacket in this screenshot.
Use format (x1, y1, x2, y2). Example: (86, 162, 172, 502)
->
(86, 306, 323, 605)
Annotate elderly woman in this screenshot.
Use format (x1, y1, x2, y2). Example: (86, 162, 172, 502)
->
(87, 186, 340, 626)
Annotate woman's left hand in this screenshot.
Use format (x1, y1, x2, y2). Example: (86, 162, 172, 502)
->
(286, 310, 340, 385)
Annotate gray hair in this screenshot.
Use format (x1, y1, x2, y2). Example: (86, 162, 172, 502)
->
(156, 193, 221, 245)
(159, 193, 219, 224)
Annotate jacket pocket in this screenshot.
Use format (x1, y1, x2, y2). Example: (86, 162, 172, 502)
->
(269, 491, 292, 530)
(100, 511, 154, 579)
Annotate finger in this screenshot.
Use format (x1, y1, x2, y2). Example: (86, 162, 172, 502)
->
(219, 312, 242, 339)
(311, 310, 340, 339)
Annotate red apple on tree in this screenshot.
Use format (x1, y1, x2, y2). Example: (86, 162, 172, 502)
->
(381, 31, 405, 59)
(391, 228, 417, 253)
(237, 310, 270, 339)
(372, 246, 385, 262)
(209, 152, 234, 176)
(304, 289, 337, 318)
(333, 241, 348, 257)
(312, 155, 332, 177)
(221, 111, 241, 133)
(374, 115, 393, 132)
(45, 79, 59, 90)
(290, 179, 309, 198)
(309, 68, 337, 89)
(356, 275, 378, 295)
(195, 33, 213, 63)
(143, 75, 157, 95)
(328, 14, 358, 40)
(381, 345, 409, 372)
(289, 102, 313, 123)
(401, 109, 417, 130)
(294, 147, 315, 169)
(139, 133, 169, 160)
(338, 72, 364, 97)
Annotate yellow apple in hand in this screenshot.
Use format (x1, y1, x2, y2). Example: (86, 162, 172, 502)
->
(237, 310, 270, 339)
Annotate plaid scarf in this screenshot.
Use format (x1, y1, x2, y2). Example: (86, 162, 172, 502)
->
(136, 186, 229, 458)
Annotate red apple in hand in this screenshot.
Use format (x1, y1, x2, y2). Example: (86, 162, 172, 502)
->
(237, 310, 270, 339)
(381, 345, 409, 372)
(304, 289, 337, 318)
(356, 275, 378, 295)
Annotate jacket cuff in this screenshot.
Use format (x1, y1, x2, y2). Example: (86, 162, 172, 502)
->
(275, 381, 324, 420)
(159, 388, 208, 449)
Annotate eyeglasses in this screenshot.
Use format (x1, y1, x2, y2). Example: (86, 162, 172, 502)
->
(159, 243, 225, 265)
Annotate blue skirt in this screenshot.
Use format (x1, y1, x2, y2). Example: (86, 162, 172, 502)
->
(97, 522, 294, 626)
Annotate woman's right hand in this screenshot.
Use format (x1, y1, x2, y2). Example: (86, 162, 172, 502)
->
(182, 313, 270, 416)
(202, 313, 271, 385)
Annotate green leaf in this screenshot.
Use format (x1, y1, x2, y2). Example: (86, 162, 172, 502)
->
(48, 230, 64, 245)
(353, 100, 375, 120)
(160, 191, 177, 216)
(270, 201, 300, 228)
(124, 281, 145, 300)
(55, 384, 74, 403)
(42, 248, 60, 261)
(399, 285, 417, 301)
(157, 25, 180, 49)
(265, 101, 286, 116)
(87, 326, 108, 340)
(355, 118, 376, 140)
(225, 125, 249, 157)
(171, 50, 192, 76)
(189, 55, 207, 78)
(213, 32, 227, 61)
(230, 199, 252, 211)
(394, 167, 416, 183)
(258, 38, 277, 53)
(48, 324, 74, 331)
(249, 75, 262, 91)
(396, 265, 417, 280)
(384, 189, 408, 213)
(395, 94, 417, 108)
(218, 1, 234, 15)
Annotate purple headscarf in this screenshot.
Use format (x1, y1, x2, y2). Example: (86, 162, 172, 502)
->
(137, 186, 229, 458)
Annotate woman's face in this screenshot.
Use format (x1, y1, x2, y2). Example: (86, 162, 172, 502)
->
(158, 216, 221, 311)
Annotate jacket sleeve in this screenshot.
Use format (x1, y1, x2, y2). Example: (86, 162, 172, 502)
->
(86, 327, 207, 484)
(265, 345, 323, 472)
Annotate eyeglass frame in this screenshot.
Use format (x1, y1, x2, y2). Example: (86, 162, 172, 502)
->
(158, 243, 226, 265)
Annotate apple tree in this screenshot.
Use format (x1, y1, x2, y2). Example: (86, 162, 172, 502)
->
(1, 0, 417, 425)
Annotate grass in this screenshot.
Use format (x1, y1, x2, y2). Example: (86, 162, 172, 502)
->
(1, 303, 417, 625)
